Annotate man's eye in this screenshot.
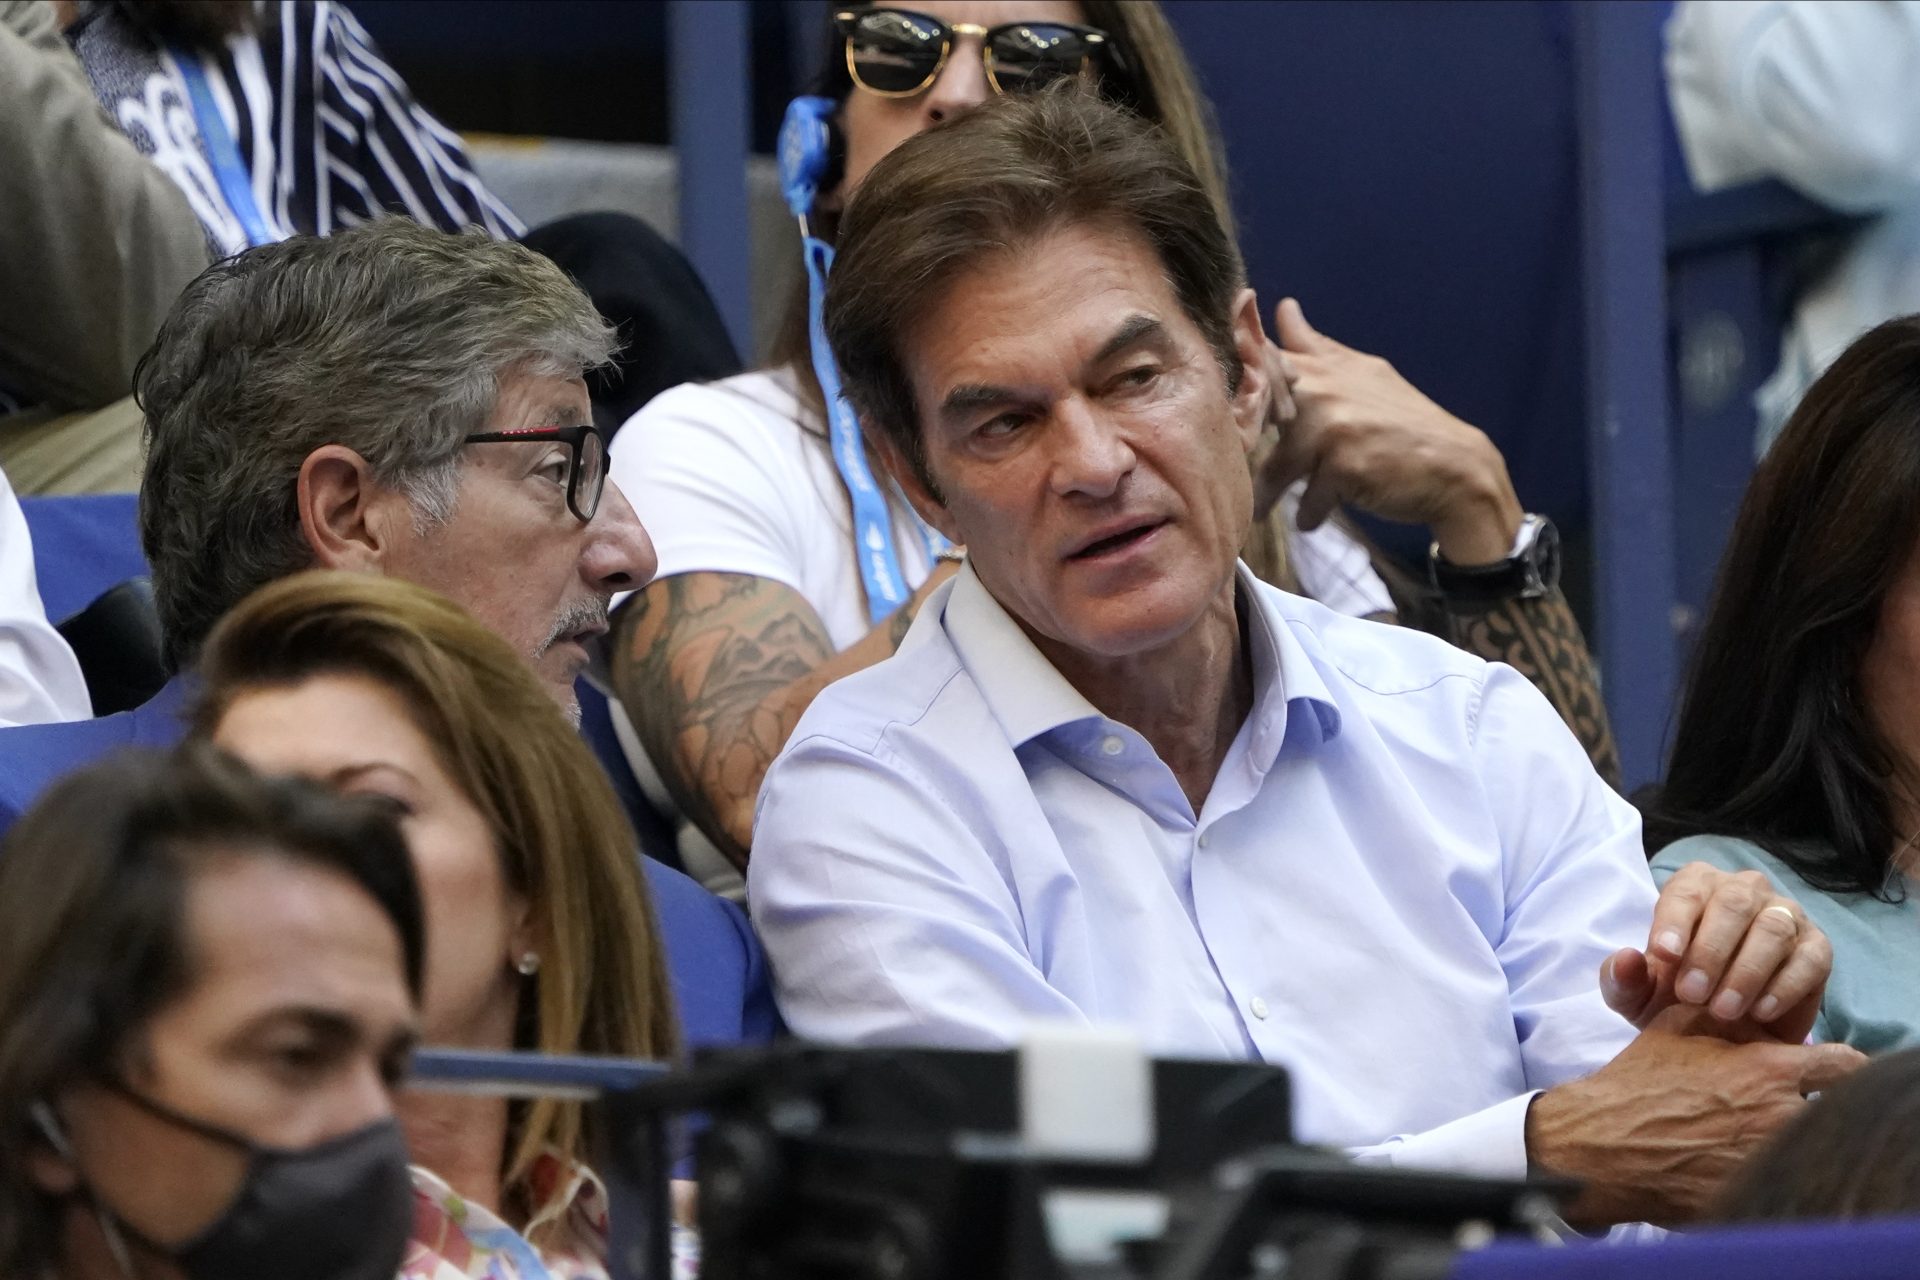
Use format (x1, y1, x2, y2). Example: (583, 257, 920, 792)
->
(267, 1042, 329, 1077)
(1112, 365, 1159, 392)
(977, 414, 1027, 441)
(536, 455, 569, 484)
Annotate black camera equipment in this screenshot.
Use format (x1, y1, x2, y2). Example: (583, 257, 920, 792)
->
(603, 1038, 1573, 1280)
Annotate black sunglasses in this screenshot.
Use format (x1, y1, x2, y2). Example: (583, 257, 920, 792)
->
(835, 7, 1111, 99)
(462, 423, 607, 523)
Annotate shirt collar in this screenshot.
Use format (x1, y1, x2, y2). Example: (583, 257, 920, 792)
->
(941, 560, 1342, 761)
(1235, 563, 1343, 764)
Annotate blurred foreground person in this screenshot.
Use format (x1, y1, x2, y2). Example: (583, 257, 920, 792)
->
(0, 743, 424, 1280)
(193, 571, 685, 1280)
(1713, 1047, 1920, 1222)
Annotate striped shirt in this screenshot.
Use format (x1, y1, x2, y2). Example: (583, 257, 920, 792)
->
(69, 0, 522, 257)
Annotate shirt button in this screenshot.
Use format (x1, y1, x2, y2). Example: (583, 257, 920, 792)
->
(1100, 735, 1124, 757)
(1250, 997, 1270, 1020)
(1197, 833, 1209, 849)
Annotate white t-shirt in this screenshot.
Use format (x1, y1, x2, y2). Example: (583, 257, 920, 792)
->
(610, 367, 940, 647)
(0, 467, 91, 728)
(607, 366, 1391, 889)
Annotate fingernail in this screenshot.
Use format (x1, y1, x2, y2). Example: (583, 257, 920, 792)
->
(1655, 929, 1684, 957)
(1678, 968, 1711, 1003)
(1754, 995, 1780, 1021)
(1711, 989, 1745, 1020)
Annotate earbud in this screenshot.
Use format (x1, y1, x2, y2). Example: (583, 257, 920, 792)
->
(779, 95, 842, 228)
(29, 1100, 73, 1156)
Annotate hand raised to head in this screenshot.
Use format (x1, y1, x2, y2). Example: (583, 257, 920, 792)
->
(1250, 299, 1523, 564)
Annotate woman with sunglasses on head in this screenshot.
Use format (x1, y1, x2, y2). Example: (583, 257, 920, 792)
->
(608, 1, 1618, 887)
(188, 570, 685, 1280)
(0, 743, 424, 1280)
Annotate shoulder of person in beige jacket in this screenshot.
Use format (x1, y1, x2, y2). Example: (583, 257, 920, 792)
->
(0, 0, 208, 413)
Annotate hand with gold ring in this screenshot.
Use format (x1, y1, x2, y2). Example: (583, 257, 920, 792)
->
(1600, 863, 1833, 1045)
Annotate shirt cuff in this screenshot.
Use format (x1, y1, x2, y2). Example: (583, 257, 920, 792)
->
(1348, 1091, 1540, 1180)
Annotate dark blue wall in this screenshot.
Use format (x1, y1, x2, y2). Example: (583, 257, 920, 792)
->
(1167, 0, 1587, 558)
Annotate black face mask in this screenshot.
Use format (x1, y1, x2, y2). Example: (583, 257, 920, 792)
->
(37, 1086, 414, 1280)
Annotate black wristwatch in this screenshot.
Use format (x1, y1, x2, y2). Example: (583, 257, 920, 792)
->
(1428, 514, 1560, 606)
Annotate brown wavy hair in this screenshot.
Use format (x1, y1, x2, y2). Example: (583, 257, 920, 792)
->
(189, 571, 679, 1239)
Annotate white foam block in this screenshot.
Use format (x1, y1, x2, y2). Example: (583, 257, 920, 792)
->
(1018, 1020, 1153, 1163)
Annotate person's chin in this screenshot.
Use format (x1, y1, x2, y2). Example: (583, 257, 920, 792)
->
(1052, 583, 1219, 659)
(535, 647, 589, 717)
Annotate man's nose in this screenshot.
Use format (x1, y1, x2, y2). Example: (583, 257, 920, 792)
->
(922, 35, 993, 125)
(582, 482, 658, 593)
(1048, 399, 1136, 500)
(311, 1054, 397, 1148)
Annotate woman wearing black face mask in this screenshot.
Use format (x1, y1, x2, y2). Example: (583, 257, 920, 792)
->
(0, 743, 427, 1280)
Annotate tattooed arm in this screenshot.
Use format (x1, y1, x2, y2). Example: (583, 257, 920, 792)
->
(612, 565, 960, 869)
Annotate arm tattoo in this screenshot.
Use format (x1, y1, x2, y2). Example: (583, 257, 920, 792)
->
(1446, 589, 1623, 788)
(615, 573, 837, 870)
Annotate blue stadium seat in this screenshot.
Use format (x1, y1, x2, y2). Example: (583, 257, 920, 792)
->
(19, 493, 146, 624)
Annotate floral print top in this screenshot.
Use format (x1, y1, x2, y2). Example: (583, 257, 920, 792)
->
(403, 1155, 698, 1280)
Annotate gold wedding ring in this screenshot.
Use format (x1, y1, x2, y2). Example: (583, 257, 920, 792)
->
(1761, 903, 1801, 932)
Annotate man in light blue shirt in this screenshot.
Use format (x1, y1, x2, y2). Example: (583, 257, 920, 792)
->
(750, 90, 1860, 1225)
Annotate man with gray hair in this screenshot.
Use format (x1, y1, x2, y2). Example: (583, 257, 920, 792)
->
(0, 215, 776, 1047)
(137, 216, 648, 708)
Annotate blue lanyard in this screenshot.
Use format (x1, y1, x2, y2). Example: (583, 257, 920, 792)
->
(171, 47, 275, 248)
(800, 232, 948, 625)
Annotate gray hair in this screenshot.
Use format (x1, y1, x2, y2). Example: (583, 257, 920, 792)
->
(136, 217, 616, 670)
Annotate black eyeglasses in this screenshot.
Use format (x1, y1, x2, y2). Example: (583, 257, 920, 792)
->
(836, 7, 1111, 99)
(462, 423, 607, 522)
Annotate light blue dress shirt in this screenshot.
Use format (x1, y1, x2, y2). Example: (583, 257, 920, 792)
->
(750, 565, 1654, 1177)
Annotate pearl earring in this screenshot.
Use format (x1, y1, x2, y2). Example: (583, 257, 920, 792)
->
(515, 951, 541, 977)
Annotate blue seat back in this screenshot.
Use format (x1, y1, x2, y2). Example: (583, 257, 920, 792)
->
(19, 493, 146, 624)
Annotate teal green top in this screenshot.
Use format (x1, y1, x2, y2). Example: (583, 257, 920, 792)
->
(1651, 834, 1920, 1054)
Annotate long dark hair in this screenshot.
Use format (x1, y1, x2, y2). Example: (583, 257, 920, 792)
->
(0, 744, 425, 1279)
(1644, 315, 1920, 899)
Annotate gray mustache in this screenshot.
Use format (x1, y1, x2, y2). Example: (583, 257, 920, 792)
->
(538, 598, 610, 655)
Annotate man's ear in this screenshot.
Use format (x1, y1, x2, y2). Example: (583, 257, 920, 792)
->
(297, 445, 404, 572)
(1225, 287, 1272, 456)
(871, 422, 963, 546)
